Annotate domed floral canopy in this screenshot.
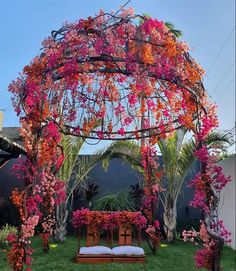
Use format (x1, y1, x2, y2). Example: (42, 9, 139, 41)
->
(7, 8, 225, 271)
(10, 8, 216, 144)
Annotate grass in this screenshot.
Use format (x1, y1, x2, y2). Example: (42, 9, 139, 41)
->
(0, 236, 235, 271)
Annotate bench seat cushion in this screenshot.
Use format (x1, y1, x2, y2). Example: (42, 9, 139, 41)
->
(111, 246, 145, 255)
(79, 246, 112, 255)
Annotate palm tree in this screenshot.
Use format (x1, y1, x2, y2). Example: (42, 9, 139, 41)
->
(54, 136, 103, 242)
(102, 129, 233, 242)
(158, 129, 195, 242)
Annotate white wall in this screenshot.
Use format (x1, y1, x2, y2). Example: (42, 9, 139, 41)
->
(218, 154, 235, 250)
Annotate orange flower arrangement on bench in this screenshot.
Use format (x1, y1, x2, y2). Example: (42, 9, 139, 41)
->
(72, 209, 147, 263)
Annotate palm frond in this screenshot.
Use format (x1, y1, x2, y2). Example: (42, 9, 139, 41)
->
(82, 181, 100, 202)
(66, 151, 104, 205)
(205, 130, 234, 151)
(93, 190, 136, 211)
(57, 136, 84, 182)
(165, 22, 183, 38)
(102, 141, 143, 173)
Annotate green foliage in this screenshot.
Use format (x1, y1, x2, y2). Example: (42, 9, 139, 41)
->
(0, 224, 17, 247)
(66, 153, 103, 206)
(93, 190, 136, 211)
(102, 141, 143, 173)
(165, 22, 183, 38)
(102, 129, 233, 210)
(57, 136, 84, 183)
(158, 129, 196, 200)
(129, 182, 144, 210)
(0, 236, 235, 271)
(82, 181, 100, 203)
(204, 129, 234, 160)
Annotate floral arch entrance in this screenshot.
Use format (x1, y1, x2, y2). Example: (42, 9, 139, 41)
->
(8, 8, 230, 271)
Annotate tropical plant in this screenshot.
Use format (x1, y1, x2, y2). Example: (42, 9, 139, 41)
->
(81, 181, 100, 208)
(93, 190, 136, 211)
(129, 182, 144, 211)
(0, 224, 17, 248)
(54, 136, 83, 242)
(54, 136, 103, 242)
(165, 22, 182, 38)
(102, 129, 233, 242)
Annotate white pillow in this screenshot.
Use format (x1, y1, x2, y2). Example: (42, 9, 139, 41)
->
(79, 246, 112, 255)
(112, 246, 145, 255)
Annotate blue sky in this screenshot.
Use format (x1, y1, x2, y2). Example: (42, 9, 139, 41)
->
(0, 0, 235, 153)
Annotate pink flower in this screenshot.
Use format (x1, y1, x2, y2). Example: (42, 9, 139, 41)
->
(154, 220, 160, 229)
(152, 184, 159, 193)
(128, 94, 137, 106)
(97, 131, 104, 139)
(25, 256, 32, 266)
(72, 208, 90, 228)
(43, 121, 61, 143)
(26, 197, 38, 214)
(194, 247, 213, 269)
(133, 212, 147, 229)
(194, 146, 209, 163)
(21, 215, 39, 239)
(118, 127, 125, 136)
(146, 225, 156, 235)
(6, 233, 17, 243)
(147, 99, 155, 109)
(123, 116, 133, 126)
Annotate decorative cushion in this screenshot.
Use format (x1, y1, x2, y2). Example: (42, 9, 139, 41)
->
(79, 246, 112, 255)
(112, 246, 145, 255)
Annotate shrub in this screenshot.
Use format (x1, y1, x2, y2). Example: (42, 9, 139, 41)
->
(0, 224, 17, 247)
(93, 190, 136, 211)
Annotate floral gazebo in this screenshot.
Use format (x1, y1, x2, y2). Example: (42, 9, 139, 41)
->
(7, 8, 230, 271)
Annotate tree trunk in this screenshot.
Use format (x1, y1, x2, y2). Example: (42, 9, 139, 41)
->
(212, 241, 223, 271)
(163, 195, 177, 243)
(53, 202, 68, 242)
(207, 225, 224, 271)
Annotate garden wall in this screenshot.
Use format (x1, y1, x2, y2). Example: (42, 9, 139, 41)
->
(218, 154, 236, 250)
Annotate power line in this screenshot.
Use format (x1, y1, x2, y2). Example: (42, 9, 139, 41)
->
(0, 105, 11, 112)
(206, 25, 235, 74)
(211, 61, 235, 93)
(114, 0, 132, 16)
(217, 76, 235, 97)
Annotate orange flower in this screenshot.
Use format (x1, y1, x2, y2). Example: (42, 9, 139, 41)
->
(140, 43, 154, 65)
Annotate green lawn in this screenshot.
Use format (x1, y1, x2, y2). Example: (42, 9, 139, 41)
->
(0, 237, 235, 271)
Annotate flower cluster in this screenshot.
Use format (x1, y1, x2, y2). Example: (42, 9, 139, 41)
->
(197, 105, 218, 140)
(7, 243, 25, 271)
(11, 189, 25, 221)
(146, 225, 156, 235)
(72, 210, 147, 230)
(210, 220, 232, 244)
(194, 246, 215, 270)
(40, 233, 50, 253)
(190, 146, 231, 212)
(7, 234, 34, 271)
(182, 229, 199, 244)
(21, 215, 39, 241)
(145, 225, 160, 248)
